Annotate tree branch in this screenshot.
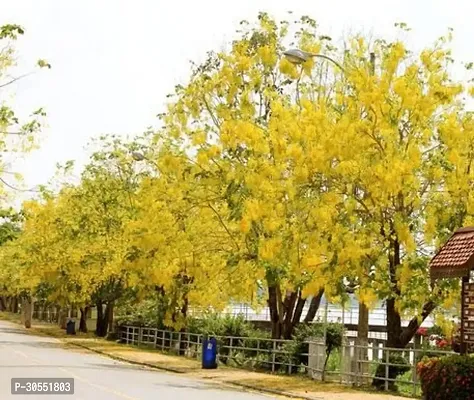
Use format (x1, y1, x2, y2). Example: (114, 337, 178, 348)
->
(400, 300, 437, 347)
(207, 202, 240, 251)
(304, 288, 324, 323)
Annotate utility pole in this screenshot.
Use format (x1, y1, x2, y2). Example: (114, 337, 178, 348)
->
(355, 52, 375, 385)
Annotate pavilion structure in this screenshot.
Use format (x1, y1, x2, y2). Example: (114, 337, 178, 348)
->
(430, 227, 474, 354)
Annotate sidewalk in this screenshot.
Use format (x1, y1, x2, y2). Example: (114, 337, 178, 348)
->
(0, 313, 413, 400)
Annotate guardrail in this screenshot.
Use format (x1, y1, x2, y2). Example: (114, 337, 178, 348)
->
(118, 325, 453, 397)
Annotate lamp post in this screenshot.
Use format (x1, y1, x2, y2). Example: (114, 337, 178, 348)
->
(283, 49, 345, 72)
(131, 151, 146, 162)
(282, 49, 347, 369)
(283, 49, 345, 106)
(131, 151, 159, 170)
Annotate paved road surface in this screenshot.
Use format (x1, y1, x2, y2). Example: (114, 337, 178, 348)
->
(0, 321, 276, 400)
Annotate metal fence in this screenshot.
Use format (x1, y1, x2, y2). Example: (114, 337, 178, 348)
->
(32, 309, 59, 323)
(118, 325, 453, 397)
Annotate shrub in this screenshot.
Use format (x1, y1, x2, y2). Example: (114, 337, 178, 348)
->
(186, 313, 268, 365)
(115, 297, 166, 328)
(417, 355, 474, 400)
(186, 312, 255, 337)
(372, 353, 410, 391)
(280, 323, 344, 375)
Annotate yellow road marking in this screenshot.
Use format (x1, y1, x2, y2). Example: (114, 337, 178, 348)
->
(57, 366, 139, 400)
(1, 343, 140, 399)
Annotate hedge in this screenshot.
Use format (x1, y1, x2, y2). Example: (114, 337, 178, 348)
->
(417, 355, 474, 400)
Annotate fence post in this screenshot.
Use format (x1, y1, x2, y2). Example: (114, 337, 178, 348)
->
(412, 348, 418, 397)
(161, 330, 165, 351)
(229, 337, 233, 363)
(354, 342, 360, 386)
(340, 342, 345, 384)
(384, 349, 390, 391)
(287, 340, 292, 375)
(197, 334, 201, 360)
(272, 340, 276, 373)
(153, 328, 158, 349)
(187, 332, 190, 356)
(138, 327, 143, 346)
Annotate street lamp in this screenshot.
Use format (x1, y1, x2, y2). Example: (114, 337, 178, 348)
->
(282, 48, 347, 107)
(130, 151, 161, 171)
(131, 151, 146, 162)
(283, 48, 345, 72)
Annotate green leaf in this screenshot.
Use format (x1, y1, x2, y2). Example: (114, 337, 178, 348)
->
(0, 24, 24, 40)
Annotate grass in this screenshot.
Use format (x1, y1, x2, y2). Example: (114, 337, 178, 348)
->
(0, 311, 94, 339)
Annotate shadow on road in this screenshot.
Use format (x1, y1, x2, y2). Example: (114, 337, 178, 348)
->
(0, 328, 34, 336)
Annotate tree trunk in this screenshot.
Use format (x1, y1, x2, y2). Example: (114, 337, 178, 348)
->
(386, 298, 403, 348)
(12, 297, 18, 313)
(0, 296, 6, 311)
(23, 297, 33, 329)
(95, 302, 105, 336)
(385, 239, 436, 348)
(95, 302, 111, 337)
(356, 302, 370, 384)
(107, 301, 114, 334)
(41, 303, 47, 321)
(357, 302, 369, 345)
(268, 284, 282, 339)
(304, 289, 324, 323)
(400, 301, 437, 347)
(79, 307, 89, 333)
(386, 239, 403, 348)
(58, 307, 68, 330)
(20, 298, 25, 325)
(282, 291, 298, 339)
(47, 305, 53, 322)
(291, 293, 306, 326)
(268, 285, 325, 339)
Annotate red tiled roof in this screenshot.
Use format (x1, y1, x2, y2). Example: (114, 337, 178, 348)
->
(430, 227, 474, 279)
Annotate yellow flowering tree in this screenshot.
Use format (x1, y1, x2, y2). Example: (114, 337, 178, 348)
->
(158, 13, 357, 338)
(1, 136, 141, 333)
(157, 15, 474, 344)
(324, 29, 474, 348)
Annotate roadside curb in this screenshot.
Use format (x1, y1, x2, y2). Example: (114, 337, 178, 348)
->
(69, 341, 188, 374)
(228, 382, 323, 400)
(69, 341, 321, 399)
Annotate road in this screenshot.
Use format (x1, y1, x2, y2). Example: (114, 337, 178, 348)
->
(0, 321, 276, 400)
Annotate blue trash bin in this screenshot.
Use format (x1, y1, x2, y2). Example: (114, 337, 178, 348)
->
(66, 319, 76, 335)
(202, 337, 217, 369)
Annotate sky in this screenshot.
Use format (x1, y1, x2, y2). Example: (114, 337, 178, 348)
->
(2, 0, 474, 202)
